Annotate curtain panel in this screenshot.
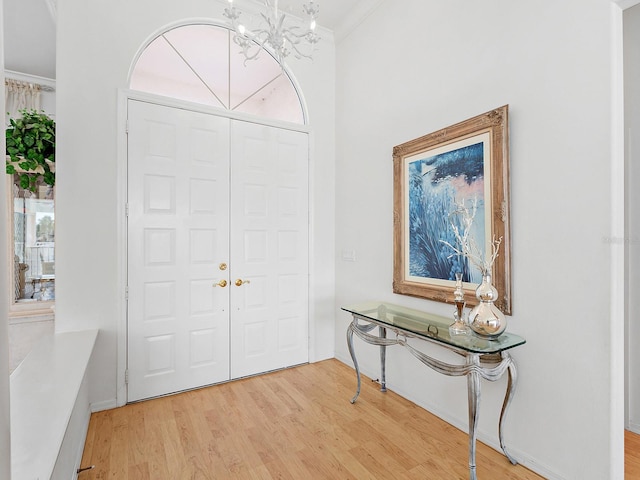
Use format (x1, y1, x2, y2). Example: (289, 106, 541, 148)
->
(5, 79, 41, 125)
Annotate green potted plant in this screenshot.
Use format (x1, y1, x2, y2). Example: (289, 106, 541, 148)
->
(5, 109, 56, 192)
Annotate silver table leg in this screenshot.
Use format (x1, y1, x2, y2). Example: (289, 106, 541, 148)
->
(348, 319, 389, 403)
(379, 326, 387, 393)
(499, 352, 518, 465)
(467, 353, 481, 480)
(346, 322, 362, 404)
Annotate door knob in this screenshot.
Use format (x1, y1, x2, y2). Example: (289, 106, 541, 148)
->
(235, 279, 250, 287)
(213, 279, 228, 288)
(219, 263, 227, 271)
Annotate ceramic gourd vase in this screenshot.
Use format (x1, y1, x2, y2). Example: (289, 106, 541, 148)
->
(468, 274, 506, 339)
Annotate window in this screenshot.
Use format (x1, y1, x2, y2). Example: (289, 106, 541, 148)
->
(8, 181, 55, 316)
(5, 77, 56, 320)
(130, 24, 305, 124)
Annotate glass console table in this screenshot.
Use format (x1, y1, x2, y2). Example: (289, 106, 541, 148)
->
(342, 302, 526, 480)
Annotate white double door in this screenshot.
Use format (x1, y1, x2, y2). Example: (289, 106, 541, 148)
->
(127, 100, 309, 402)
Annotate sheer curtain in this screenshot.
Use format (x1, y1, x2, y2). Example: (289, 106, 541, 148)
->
(5, 79, 41, 125)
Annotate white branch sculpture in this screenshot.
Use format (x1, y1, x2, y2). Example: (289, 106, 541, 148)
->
(440, 198, 502, 277)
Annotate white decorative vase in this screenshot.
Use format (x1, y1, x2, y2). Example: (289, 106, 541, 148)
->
(468, 274, 506, 339)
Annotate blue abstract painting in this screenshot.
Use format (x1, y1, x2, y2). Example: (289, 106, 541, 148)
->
(407, 141, 486, 284)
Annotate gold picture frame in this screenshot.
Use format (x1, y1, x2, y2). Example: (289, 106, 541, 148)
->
(392, 105, 511, 314)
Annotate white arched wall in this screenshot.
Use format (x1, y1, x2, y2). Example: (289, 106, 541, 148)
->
(55, 0, 335, 411)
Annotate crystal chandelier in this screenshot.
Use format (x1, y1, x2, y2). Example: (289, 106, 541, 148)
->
(223, 0, 320, 65)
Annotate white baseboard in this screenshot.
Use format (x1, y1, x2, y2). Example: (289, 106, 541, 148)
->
(627, 422, 640, 435)
(310, 351, 334, 363)
(91, 398, 117, 413)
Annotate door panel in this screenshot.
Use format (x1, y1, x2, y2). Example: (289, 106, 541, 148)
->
(230, 121, 309, 378)
(127, 101, 309, 401)
(127, 100, 231, 402)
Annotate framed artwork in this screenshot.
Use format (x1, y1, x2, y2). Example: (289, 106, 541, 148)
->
(392, 105, 512, 314)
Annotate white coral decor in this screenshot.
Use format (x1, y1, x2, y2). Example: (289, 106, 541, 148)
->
(440, 198, 502, 277)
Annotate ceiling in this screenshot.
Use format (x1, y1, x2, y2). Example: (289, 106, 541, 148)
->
(3, 0, 383, 81)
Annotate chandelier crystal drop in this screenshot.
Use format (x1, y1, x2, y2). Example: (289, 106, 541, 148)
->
(223, 0, 320, 65)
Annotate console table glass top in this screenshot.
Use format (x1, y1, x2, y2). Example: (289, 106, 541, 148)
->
(342, 301, 525, 354)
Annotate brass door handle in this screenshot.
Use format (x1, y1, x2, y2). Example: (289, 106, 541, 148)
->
(213, 279, 228, 288)
(235, 279, 250, 287)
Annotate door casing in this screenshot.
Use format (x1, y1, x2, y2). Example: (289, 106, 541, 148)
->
(115, 89, 313, 407)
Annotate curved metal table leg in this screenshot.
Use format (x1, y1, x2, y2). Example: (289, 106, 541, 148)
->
(346, 322, 362, 404)
(467, 354, 480, 480)
(498, 352, 519, 465)
(379, 326, 387, 393)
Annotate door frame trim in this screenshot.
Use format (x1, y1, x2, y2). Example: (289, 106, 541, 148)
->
(116, 89, 313, 406)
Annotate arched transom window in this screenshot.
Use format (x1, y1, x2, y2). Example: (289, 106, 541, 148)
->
(130, 24, 305, 124)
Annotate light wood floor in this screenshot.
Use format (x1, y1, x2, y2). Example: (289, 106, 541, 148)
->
(627, 429, 640, 479)
(79, 359, 542, 479)
(79, 359, 632, 479)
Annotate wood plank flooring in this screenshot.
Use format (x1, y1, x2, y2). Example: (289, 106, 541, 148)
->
(626, 429, 640, 479)
(79, 359, 548, 479)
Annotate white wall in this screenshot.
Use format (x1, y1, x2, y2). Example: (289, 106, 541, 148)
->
(626, 3, 640, 433)
(0, 1, 13, 476)
(335, 1, 618, 479)
(55, 0, 335, 407)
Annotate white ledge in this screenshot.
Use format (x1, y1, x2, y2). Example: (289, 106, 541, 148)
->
(10, 329, 98, 480)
